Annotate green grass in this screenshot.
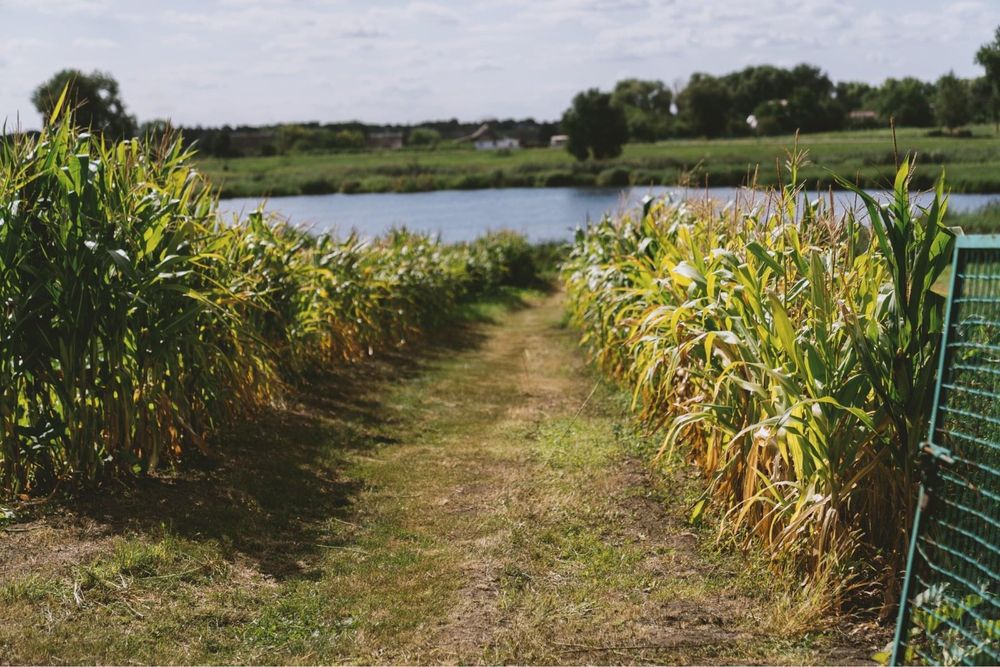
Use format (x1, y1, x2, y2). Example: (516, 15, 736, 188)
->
(947, 201, 1000, 232)
(199, 125, 1000, 198)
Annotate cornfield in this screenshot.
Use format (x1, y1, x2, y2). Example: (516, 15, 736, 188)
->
(0, 110, 536, 495)
(562, 154, 955, 612)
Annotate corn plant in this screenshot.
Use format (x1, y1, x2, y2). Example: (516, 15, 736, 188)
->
(0, 119, 269, 492)
(562, 155, 954, 611)
(0, 108, 537, 495)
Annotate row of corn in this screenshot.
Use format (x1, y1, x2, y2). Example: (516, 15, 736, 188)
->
(562, 155, 955, 610)
(0, 117, 536, 495)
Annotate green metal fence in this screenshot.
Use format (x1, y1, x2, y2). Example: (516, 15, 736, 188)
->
(891, 235, 1000, 666)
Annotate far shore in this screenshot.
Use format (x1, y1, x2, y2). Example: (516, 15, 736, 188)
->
(199, 125, 1000, 199)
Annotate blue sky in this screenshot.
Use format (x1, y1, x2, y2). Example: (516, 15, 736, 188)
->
(1, 0, 996, 128)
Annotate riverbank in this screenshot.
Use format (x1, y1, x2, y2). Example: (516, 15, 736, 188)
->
(0, 290, 879, 664)
(200, 125, 1000, 198)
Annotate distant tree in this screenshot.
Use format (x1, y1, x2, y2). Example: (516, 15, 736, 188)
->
(32, 69, 136, 139)
(873, 77, 935, 127)
(970, 76, 996, 124)
(751, 99, 793, 135)
(408, 127, 441, 147)
(975, 26, 1000, 132)
(209, 126, 236, 158)
(834, 81, 874, 112)
(787, 87, 845, 133)
(787, 63, 835, 97)
(277, 123, 314, 153)
(561, 89, 629, 160)
(935, 72, 972, 132)
(330, 129, 365, 150)
(676, 74, 732, 137)
(720, 64, 842, 131)
(610, 78, 673, 142)
(724, 65, 793, 119)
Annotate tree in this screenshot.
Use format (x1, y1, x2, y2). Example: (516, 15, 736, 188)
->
(676, 74, 732, 137)
(724, 65, 793, 118)
(834, 81, 873, 112)
(408, 127, 441, 147)
(32, 69, 136, 139)
(934, 72, 972, 132)
(610, 78, 673, 142)
(751, 99, 793, 135)
(561, 89, 628, 160)
(330, 129, 365, 150)
(970, 76, 995, 124)
(873, 77, 935, 127)
(276, 123, 313, 153)
(975, 26, 1000, 132)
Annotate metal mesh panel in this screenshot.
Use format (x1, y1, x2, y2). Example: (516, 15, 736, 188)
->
(892, 237, 1000, 666)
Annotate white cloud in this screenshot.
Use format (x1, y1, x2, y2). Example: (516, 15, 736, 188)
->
(72, 37, 117, 49)
(1, 0, 997, 128)
(3, 0, 111, 14)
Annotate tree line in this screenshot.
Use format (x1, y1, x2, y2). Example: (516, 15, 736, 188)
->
(562, 27, 1000, 159)
(20, 27, 1000, 162)
(24, 71, 560, 158)
(603, 66, 991, 141)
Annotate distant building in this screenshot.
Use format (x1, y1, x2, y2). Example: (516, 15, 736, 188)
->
(549, 134, 569, 148)
(367, 132, 404, 150)
(459, 123, 521, 150)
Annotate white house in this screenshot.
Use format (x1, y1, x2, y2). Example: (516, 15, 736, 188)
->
(460, 123, 521, 151)
(549, 134, 569, 148)
(476, 137, 519, 150)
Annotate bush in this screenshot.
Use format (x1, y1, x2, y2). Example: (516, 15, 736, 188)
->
(595, 167, 632, 187)
(339, 179, 362, 194)
(536, 171, 596, 187)
(407, 127, 441, 148)
(301, 177, 336, 195)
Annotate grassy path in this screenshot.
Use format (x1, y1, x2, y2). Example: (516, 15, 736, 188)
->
(0, 291, 871, 664)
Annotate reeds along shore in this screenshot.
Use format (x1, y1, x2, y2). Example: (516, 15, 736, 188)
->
(0, 114, 538, 496)
(562, 154, 955, 612)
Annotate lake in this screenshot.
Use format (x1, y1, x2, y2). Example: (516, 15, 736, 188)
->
(219, 186, 1000, 243)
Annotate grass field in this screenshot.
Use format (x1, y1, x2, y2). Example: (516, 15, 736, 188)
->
(199, 125, 1000, 198)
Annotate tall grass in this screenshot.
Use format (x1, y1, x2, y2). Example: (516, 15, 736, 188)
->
(562, 153, 954, 614)
(945, 201, 1000, 233)
(0, 114, 537, 495)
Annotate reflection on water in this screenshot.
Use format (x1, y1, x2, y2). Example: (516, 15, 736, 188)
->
(218, 186, 1000, 243)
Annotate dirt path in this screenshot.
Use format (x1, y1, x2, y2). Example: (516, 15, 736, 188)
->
(0, 290, 873, 664)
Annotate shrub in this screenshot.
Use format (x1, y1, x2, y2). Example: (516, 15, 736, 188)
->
(536, 171, 596, 187)
(595, 167, 632, 187)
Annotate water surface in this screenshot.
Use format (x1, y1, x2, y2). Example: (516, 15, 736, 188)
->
(219, 186, 1000, 243)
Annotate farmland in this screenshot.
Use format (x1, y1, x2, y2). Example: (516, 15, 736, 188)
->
(0, 115, 541, 496)
(0, 117, 970, 663)
(198, 125, 1000, 198)
(562, 155, 951, 618)
(0, 288, 880, 664)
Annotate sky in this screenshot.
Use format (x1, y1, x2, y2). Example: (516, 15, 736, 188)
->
(1, 0, 997, 129)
